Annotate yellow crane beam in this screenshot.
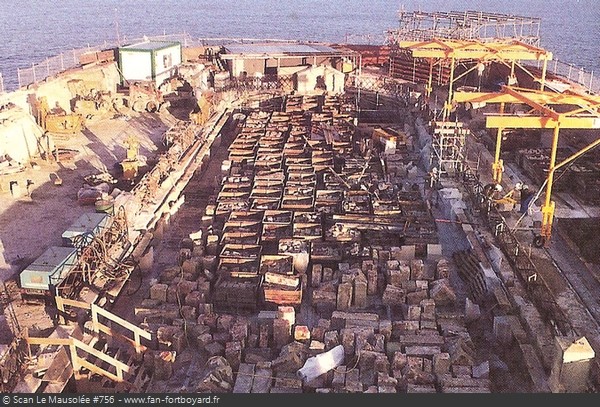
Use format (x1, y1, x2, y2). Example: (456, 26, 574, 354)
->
(453, 90, 600, 107)
(453, 85, 600, 247)
(485, 115, 600, 129)
(453, 86, 600, 109)
(399, 39, 552, 61)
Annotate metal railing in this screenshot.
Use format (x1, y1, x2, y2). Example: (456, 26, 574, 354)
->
(13, 33, 308, 91)
(537, 58, 598, 94)
(7, 32, 600, 97)
(15, 33, 196, 90)
(17, 44, 106, 89)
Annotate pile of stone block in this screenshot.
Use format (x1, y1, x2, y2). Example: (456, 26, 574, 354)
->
(142, 239, 490, 393)
(135, 262, 212, 326)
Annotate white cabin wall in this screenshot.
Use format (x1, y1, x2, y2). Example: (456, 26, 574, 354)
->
(154, 45, 182, 86)
(120, 52, 152, 82)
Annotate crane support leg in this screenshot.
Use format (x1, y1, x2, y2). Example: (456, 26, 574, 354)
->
(538, 125, 561, 247)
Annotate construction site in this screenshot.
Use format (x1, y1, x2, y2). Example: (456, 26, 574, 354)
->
(0, 9, 599, 395)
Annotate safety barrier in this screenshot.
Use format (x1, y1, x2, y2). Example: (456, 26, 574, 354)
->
(7, 33, 600, 97)
(537, 58, 599, 94)
(13, 34, 302, 91)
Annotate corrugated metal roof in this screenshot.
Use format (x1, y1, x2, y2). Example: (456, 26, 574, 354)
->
(224, 43, 341, 56)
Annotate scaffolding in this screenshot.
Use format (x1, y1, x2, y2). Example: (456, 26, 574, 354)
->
(431, 121, 469, 176)
(386, 10, 542, 46)
(385, 10, 546, 107)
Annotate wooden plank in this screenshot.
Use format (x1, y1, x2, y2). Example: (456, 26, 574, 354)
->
(263, 272, 299, 288)
(95, 323, 148, 352)
(71, 337, 130, 374)
(77, 358, 127, 384)
(55, 296, 92, 310)
(91, 304, 152, 340)
(27, 337, 72, 346)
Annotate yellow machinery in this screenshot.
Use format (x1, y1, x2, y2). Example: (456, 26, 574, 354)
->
(121, 135, 140, 182)
(67, 79, 112, 117)
(111, 80, 165, 113)
(36, 96, 85, 134)
(454, 85, 600, 247)
(189, 91, 214, 125)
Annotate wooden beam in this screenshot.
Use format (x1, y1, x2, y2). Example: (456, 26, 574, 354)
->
(95, 322, 148, 353)
(77, 358, 125, 383)
(26, 337, 72, 346)
(71, 337, 130, 374)
(91, 304, 152, 340)
(55, 297, 91, 309)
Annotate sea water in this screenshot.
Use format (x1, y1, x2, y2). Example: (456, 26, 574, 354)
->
(0, 0, 598, 91)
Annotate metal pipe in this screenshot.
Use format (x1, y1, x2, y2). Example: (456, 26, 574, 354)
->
(493, 102, 505, 183)
(427, 58, 433, 99)
(553, 136, 600, 172)
(451, 63, 479, 84)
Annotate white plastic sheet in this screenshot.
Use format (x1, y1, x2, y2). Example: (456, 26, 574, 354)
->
(297, 344, 344, 383)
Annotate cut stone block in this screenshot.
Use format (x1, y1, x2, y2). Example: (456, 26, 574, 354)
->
(149, 283, 168, 302)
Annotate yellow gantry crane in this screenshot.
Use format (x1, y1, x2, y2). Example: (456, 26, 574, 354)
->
(453, 85, 600, 247)
(397, 37, 600, 247)
(398, 38, 553, 120)
(399, 38, 552, 121)
(399, 38, 553, 178)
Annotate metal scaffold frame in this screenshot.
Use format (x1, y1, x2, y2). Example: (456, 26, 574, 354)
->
(387, 9, 542, 47)
(431, 120, 468, 175)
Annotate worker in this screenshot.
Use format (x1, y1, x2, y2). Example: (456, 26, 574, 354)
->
(428, 167, 440, 189)
(26, 179, 34, 197)
(504, 182, 523, 202)
(519, 184, 534, 215)
(483, 183, 503, 200)
(425, 167, 441, 208)
(51, 101, 67, 115)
